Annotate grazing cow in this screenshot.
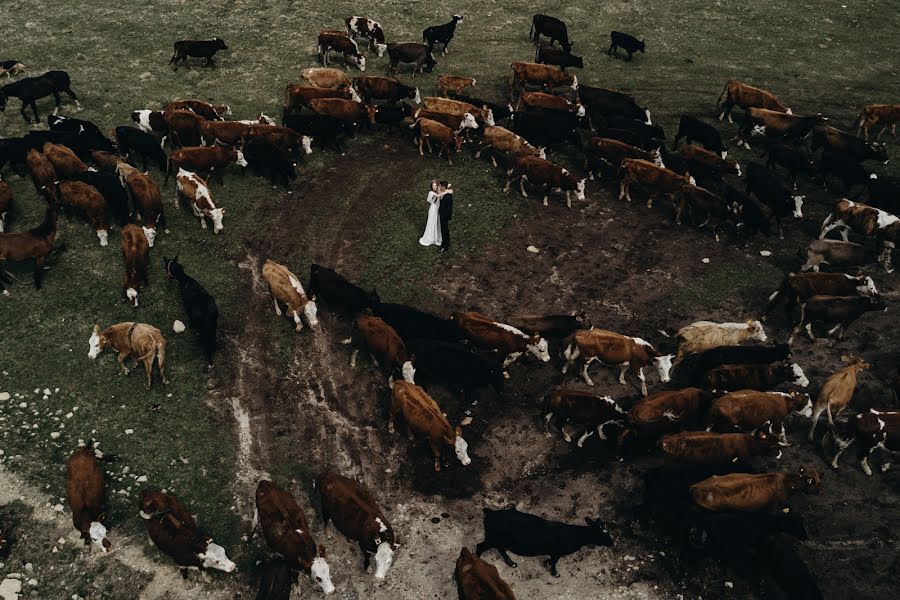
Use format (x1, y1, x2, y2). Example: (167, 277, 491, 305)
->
(792, 294, 887, 342)
(242, 138, 298, 190)
(115, 126, 167, 171)
(674, 320, 767, 364)
(518, 91, 584, 117)
(375, 303, 464, 342)
(456, 547, 517, 600)
(0, 176, 10, 232)
(600, 116, 665, 145)
(373, 102, 414, 129)
(704, 362, 808, 392)
(411, 118, 463, 164)
(820, 199, 900, 272)
(505, 154, 586, 208)
(510, 62, 577, 97)
(308, 264, 379, 316)
(138, 489, 235, 573)
(283, 113, 353, 152)
(819, 148, 877, 192)
(175, 169, 224, 232)
(166, 146, 247, 185)
(621, 388, 715, 448)
(243, 124, 310, 155)
(353, 76, 419, 104)
(424, 15, 464, 54)
(801, 239, 877, 272)
(308, 98, 377, 128)
(284, 84, 359, 114)
(389, 380, 471, 470)
(674, 185, 737, 241)
(808, 357, 870, 443)
(162, 109, 205, 148)
(562, 329, 673, 395)
(535, 45, 583, 72)
(0, 60, 26, 78)
(717, 80, 790, 123)
(585, 137, 660, 179)
(476, 508, 611, 578)
(121, 224, 149, 307)
(738, 108, 825, 148)
(52, 180, 109, 246)
(543, 389, 626, 447)
(0, 70, 78, 123)
(164, 99, 230, 121)
(315, 471, 399, 580)
(811, 125, 888, 163)
(660, 431, 781, 463)
(345, 16, 388, 56)
(674, 116, 726, 157)
(678, 344, 792, 375)
(832, 409, 900, 475)
(47, 114, 109, 142)
(198, 120, 250, 146)
(764, 141, 815, 188)
(607, 31, 645, 60)
(856, 104, 900, 140)
(66, 447, 112, 553)
(436, 75, 475, 97)
(423, 96, 494, 126)
(25, 148, 57, 196)
(679, 144, 741, 177)
(301, 67, 354, 90)
(90, 150, 127, 172)
(71, 170, 130, 226)
(253, 481, 334, 593)
(710, 390, 812, 441)
(618, 158, 695, 208)
(510, 109, 584, 147)
(452, 311, 550, 367)
(169, 38, 228, 69)
(415, 108, 479, 134)
(578, 85, 651, 124)
(504, 314, 588, 340)
(691, 469, 820, 512)
(767, 272, 878, 319)
(131, 109, 168, 134)
(123, 169, 165, 246)
(348, 315, 413, 380)
(318, 31, 366, 71)
(261, 259, 318, 332)
(405, 339, 504, 401)
(530, 15, 571, 52)
(164, 255, 218, 369)
(88, 322, 168, 388)
(0, 207, 58, 293)
(387, 43, 437, 77)
(42, 142, 87, 178)
(475, 126, 545, 167)
(255, 559, 293, 600)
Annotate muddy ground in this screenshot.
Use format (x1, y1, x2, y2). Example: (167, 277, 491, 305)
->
(213, 140, 899, 599)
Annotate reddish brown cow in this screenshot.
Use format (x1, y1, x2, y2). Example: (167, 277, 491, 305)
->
(621, 388, 714, 446)
(674, 185, 736, 241)
(423, 97, 494, 126)
(504, 154, 587, 208)
(563, 328, 673, 395)
(318, 31, 366, 70)
(348, 315, 414, 380)
(353, 76, 419, 105)
(175, 169, 224, 232)
(90, 150, 127, 172)
(284, 84, 360, 114)
(455, 547, 517, 600)
(244, 124, 310, 155)
(437, 75, 476, 97)
(0, 207, 58, 293)
(52, 181, 109, 246)
(121, 224, 149, 307)
(709, 390, 812, 442)
(164, 99, 230, 120)
(543, 388, 627, 447)
(165, 146, 248, 185)
(518, 91, 585, 117)
(808, 357, 869, 441)
(42, 142, 87, 178)
(162, 109, 205, 147)
(26, 148, 58, 196)
(679, 143, 741, 176)
(412, 118, 463, 165)
(691, 468, 820, 512)
(619, 158, 695, 208)
(66, 447, 112, 552)
(124, 170, 165, 246)
(389, 380, 471, 471)
(413, 107, 478, 132)
(717, 80, 791, 123)
(510, 62, 578, 97)
(832, 409, 900, 475)
(308, 98, 377, 127)
(659, 430, 782, 463)
(856, 104, 900, 140)
(820, 199, 900, 272)
(452, 310, 550, 367)
(585, 137, 662, 179)
(475, 125, 545, 167)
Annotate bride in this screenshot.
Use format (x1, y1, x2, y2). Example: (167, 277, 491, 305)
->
(418, 179, 443, 247)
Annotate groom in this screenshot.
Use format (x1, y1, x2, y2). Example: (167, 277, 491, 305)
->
(438, 181, 453, 253)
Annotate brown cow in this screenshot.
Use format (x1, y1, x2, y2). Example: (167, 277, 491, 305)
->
(26, 148, 58, 196)
(0, 207, 58, 293)
(252, 480, 334, 593)
(716, 80, 790, 123)
(318, 31, 366, 70)
(621, 388, 715, 447)
(66, 447, 112, 552)
(88, 322, 168, 388)
(791, 294, 887, 343)
(301, 67, 353, 90)
(475, 125, 545, 167)
(261, 259, 319, 332)
(284, 84, 360, 114)
(387, 43, 437, 77)
(674, 185, 736, 241)
(52, 180, 109, 246)
(452, 310, 550, 367)
(618, 158, 695, 208)
(198, 120, 250, 146)
(691, 468, 820, 512)
(412, 118, 463, 165)
(585, 137, 662, 179)
(0, 176, 11, 233)
(121, 224, 149, 307)
(244, 124, 311, 155)
(162, 109, 205, 147)
(510, 62, 578, 97)
(801, 239, 877, 272)
(767, 272, 878, 318)
(518, 91, 585, 117)
(820, 199, 899, 272)
(314, 471, 399, 580)
(308, 98, 377, 127)
(164, 98, 230, 121)
(423, 97, 494, 126)
(679, 143, 741, 176)
(353, 76, 419, 105)
(389, 379, 471, 471)
(165, 146, 248, 185)
(832, 409, 900, 475)
(455, 547, 517, 600)
(709, 390, 812, 442)
(808, 357, 869, 441)
(543, 388, 627, 447)
(347, 315, 414, 380)
(659, 430, 782, 464)
(175, 169, 224, 233)
(737, 108, 825, 147)
(856, 104, 900, 140)
(437, 75, 476, 97)
(504, 154, 587, 208)
(562, 329, 673, 395)
(90, 150, 127, 172)
(123, 169, 165, 246)
(413, 107, 479, 132)
(42, 142, 87, 178)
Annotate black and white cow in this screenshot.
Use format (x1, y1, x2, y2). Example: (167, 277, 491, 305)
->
(746, 162, 803, 238)
(345, 16, 388, 57)
(423, 15, 464, 55)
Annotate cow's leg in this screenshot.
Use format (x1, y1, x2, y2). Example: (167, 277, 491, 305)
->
(805, 322, 816, 341)
(418, 135, 425, 156)
(637, 367, 648, 397)
(271, 293, 282, 316)
(518, 175, 528, 197)
(618, 363, 629, 385)
(503, 174, 512, 193)
(545, 557, 561, 578)
(502, 352, 522, 369)
(350, 348, 358, 368)
(861, 450, 874, 476)
(543, 411, 554, 437)
(117, 352, 131, 375)
(495, 548, 517, 568)
(141, 352, 154, 389)
(431, 440, 442, 472)
(839, 225, 849, 242)
(830, 434, 854, 468)
(827, 323, 842, 338)
(581, 357, 596, 386)
(475, 540, 493, 557)
(156, 345, 168, 385)
(808, 404, 826, 441)
(52, 92, 62, 116)
(576, 429, 594, 448)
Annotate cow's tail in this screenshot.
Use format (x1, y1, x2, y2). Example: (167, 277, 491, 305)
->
(529, 17, 535, 40)
(854, 110, 868, 130)
(765, 277, 787, 313)
(716, 80, 730, 108)
(168, 44, 180, 65)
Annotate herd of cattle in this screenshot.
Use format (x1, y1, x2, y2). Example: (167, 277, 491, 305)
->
(1, 10, 899, 600)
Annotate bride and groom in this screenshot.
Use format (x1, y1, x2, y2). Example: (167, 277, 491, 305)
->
(418, 179, 453, 253)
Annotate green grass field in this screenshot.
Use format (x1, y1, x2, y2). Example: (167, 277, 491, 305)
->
(1, 0, 898, 596)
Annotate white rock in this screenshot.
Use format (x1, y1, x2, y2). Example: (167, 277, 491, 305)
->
(0, 393, 9, 401)
(173, 320, 186, 333)
(53, 504, 64, 512)
(526, 245, 540, 253)
(23, 564, 32, 572)
(725, 581, 734, 589)
(125, 429, 134, 435)
(18, 403, 26, 409)
(43, 388, 51, 396)
(50, 432, 60, 439)
(26, 580, 36, 587)
(759, 250, 772, 257)
(136, 475, 147, 483)
(0, 577, 22, 600)
(701, 258, 710, 263)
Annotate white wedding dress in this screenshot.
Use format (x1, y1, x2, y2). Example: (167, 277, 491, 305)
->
(418, 191, 442, 246)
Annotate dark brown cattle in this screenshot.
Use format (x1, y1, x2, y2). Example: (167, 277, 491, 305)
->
(585, 137, 661, 178)
(703, 362, 809, 391)
(812, 125, 888, 162)
(543, 388, 627, 447)
(387, 43, 437, 77)
(659, 430, 782, 463)
(767, 271, 878, 318)
(318, 31, 366, 70)
(308, 98, 377, 127)
(736, 108, 825, 148)
(90, 150, 127, 172)
(716, 80, 790, 123)
(819, 198, 899, 272)
(121, 223, 149, 307)
(832, 409, 900, 475)
(413, 107, 478, 132)
(679, 144, 741, 176)
(164, 99, 230, 121)
(26, 148, 57, 196)
(620, 388, 713, 447)
(510, 62, 577, 97)
(354, 76, 420, 104)
(674, 185, 735, 241)
(791, 294, 887, 343)
(503, 313, 588, 339)
(618, 158, 695, 207)
(244, 124, 309, 154)
(42, 142, 87, 178)
(66, 447, 112, 552)
(691, 468, 820, 512)
(455, 547, 518, 600)
(856, 104, 900, 140)
(283, 84, 359, 114)
(349, 315, 413, 380)
(165, 146, 248, 185)
(504, 154, 586, 208)
(199, 120, 251, 146)
(0, 207, 58, 292)
(709, 390, 812, 441)
(124, 170, 165, 246)
(52, 181, 109, 246)
(162, 109, 205, 147)
(389, 380, 471, 471)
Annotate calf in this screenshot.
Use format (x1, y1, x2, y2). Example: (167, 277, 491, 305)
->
(164, 255, 219, 368)
(675, 320, 767, 364)
(704, 362, 808, 392)
(389, 380, 471, 471)
(820, 198, 900, 272)
(562, 328, 673, 395)
(518, 91, 584, 117)
(309, 98, 377, 128)
(690, 469, 820, 512)
(253, 481, 333, 593)
(43, 142, 87, 178)
(856, 103, 900, 140)
(832, 409, 900, 475)
(88, 322, 168, 388)
(124, 169, 165, 246)
(0, 176, 10, 232)
(374, 303, 464, 342)
(121, 224, 149, 307)
(315, 471, 399, 580)
(115, 126, 167, 171)
(424, 14, 464, 54)
(812, 125, 888, 163)
(455, 547, 517, 600)
(659, 431, 781, 464)
(622, 388, 715, 448)
(578, 85, 651, 124)
(53, 180, 109, 246)
(674, 116, 726, 157)
(412, 118, 463, 165)
(162, 109, 205, 147)
(345, 16, 388, 56)
(405, 339, 504, 402)
(476, 126, 545, 167)
(535, 45, 583, 71)
(164, 99, 230, 121)
(284, 84, 359, 114)
(793, 294, 886, 342)
(530, 14, 572, 52)
(510, 62, 577, 97)
(767, 272, 878, 319)
(607, 31, 645, 61)
(764, 140, 815, 188)
(318, 31, 366, 71)
(801, 239, 877, 272)
(717, 80, 790, 123)
(746, 162, 803, 237)
(175, 169, 224, 233)
(166, 146, 247, 185)
(543, 389, 626, 447)
(349, 315, 413, 379)
(242, 138, 297, 191)
(66, 447, 112, 552)
(452, 310, 550, 368)
(436, 75, 475, 97)
(618, 158, 694, 208)
(710, 390, 812, 441)
(0, 60, 26, 78)
(169, 38, 228, 69)
(476, 508, 611, 577)
(138, 490, 235, 573)
(808, 357, 870, 442)
(308, 263, 379, 316)
(387, 43, 437, 77)
(505, 154, 586, 208)
(301, 67, 354, 90)
(26, 148, 57, 196)
(354, 76, 419, 104)
(261, 259, 318, 332)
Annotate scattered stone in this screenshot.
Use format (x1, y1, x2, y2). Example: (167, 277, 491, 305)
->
(701, 257, 710, 263)
(43, 388, 51, 396)
(173, 320, 186, 333)
(759, 250, 772, 257)
(0, 578, 22, 600)
(53, 504, 64, 512)
(125, 429, 134, 435)
(527, 245, 540, 253)
(725, 581, 734, 589)
(460, 417, 473, 426)
(430, 517, 441, 524)
(50, 432, 60, 439)
(0, 393, 9, 401)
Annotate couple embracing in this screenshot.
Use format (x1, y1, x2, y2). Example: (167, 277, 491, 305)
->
(418, 180, 453, 254)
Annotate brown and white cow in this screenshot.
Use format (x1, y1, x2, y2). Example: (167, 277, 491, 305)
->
(348, 315, 415, 381)
(26, 148, 58, 196)
(618, 158, 695, 208)
(820, 199, 900, 272)
(690, 468, 820, 512)
(703, 362, 809, 392)
(674, 320, 767, 364)
(510, 62, 577, 97)
(543, 388, 626, 447)
(308, 98, 378, 127)
(716, 80, 791, 123)
(66, 447, 112, 552)
(52, 180, 109, 246)
(585, 137, 662, 179)
(315, 471, 399, 580)
(475, 125, 545, 167)
(165, 146, 248, 185)
(413, 107, 479, 133)
(345, 16, 388, 56)
(130, 109, 168, 134)
(452, 310, 550, 368)
(261, 259, 318, 332)
(622, 388, 714, 446)
(505, 154, 586, 208)
(437, 75, 476, 97)
(247, 123, 312, 155)
(91, 150, 128, 172)
(856, 104, 900, 140)
(164, 98, 230, 121)
(659, 430, 782, 463)
(808, 356, 869, 441)
(175, 169, 224, 233)
(767, 272, 878, 318)
(318, 31, 366, 71)
(518, 91, 585, 117)
(162, 109, 205, 147)
(284, 84, 361, 114)
(791, 294, 887, 343)
(198, 120, 251, 146)
(42, 142, 88, 178)
(737, 108, 825, 147)
(301, 67, 354, 90)
(389, 379, 471, 470)
(412, 118, 463, 165)
(88, 322, 168, 389)
(123, 169, 165, 246)
(423, 97, 494, 126)
(679, 143, 741, 176)
(832, 409, 900, 475)
(709, 390, 812, 442)
(455, 547, 517, 600)
(562, 329, 673, 395)
(121, 224, 149, 307)
(252, 480, 334, 593)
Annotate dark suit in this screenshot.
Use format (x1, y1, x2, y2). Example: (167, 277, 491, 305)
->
(439, 191, 453, 250)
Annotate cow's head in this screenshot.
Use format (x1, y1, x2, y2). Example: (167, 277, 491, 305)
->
(126, 287, 139, 307)
(214, 38, 229, 51)
(453, 426, 472, 466)
(375, 43, 388, 57)
(790, 363, 809, 387)
(233, 149, 248, 167)
(789, 391, 813, 417)
(654, 354, 674, 383)
(88, 324, 107, 359)
(570, 74, 579, 91)
(198, 540, 236, 572)
(747, 320, 768, 342)
(792, 195, 804, 218)
(575, 178, 587, 200)
(310, 553, 334, 594)
(208, 207, 225, 234)
(798, 467, 821, 492)
(527, 335, 551, 362)
(303, 297, 319, 327)
(214, 104, 232, 117)
(401, 359, 416, 383)
(855, 275, 879, 297)
(366, 104, 379, 125)
(461, 112, 478, 129)
(97, 229, 109, 246)
(89, 521, 112, 553)
(355, 54, 367, 72)
(452, 14, 464, 23)
(584, 517, 614, 547)
(575, 104, 586, 118)
(142, 225, 157, 247)
(372, 538, 399, 580)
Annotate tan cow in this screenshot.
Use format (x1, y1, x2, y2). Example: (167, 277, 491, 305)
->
(674, 320, 767, 364)
(562, 329, 673, 395)
(808, 356, 869, 441)
(618, 158, 695, 208)
(66, 447, 112, 552)
(475, 125, 545, 167)
(42, 142, 88, 178)
(301, 67, 353, 90)
(709, 390, 812, 443)
(716, 80, 790, 123)
(261, 259, 318, 332)
(88, 322, 168, 389)
(510, 62, 577, 97)
(389, 379, 471, 471)
(175, 169, 224, 233)
(121, 224, 149, 307)
(52, 181, 109, 246)
(412, 118, 463, 165)
(518, 91, 585, 117)
(423, 97, 494, 126)
(437, 75, 476, 97)
(691, 469, 820, 512)
(455, 547, 517, 600)
(856, 104, 900, 140)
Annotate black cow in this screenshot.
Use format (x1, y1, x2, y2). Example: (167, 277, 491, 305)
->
(242, 138, 297, 190)
(164, 255, 218, 369)
(704, 362, 808, 391)
(307, 264, 379, 317)
(476, 508, 612, 577)
(607, 31, 645, 61)
(255, 558, 292, 600)
(504, 314, 588, 339)
(0, 70, 78, 123)
(374, 103, 414, 129)
(0, 137, 30, 172)
(375, 303, 464, 341)
(512, 109, 585, 147)
(423, 15, 463, 55)
(48, 115, 105, 139)
(46, 116, 117, 156)
(282, 113, 353, 153)
(115, 126, 167, 171)
(675, 344, 791, 378)
(450, 95, 514, 122)
(169, 38, 228, 70)
(675, 116, 726, 156)
(70, 171, 131, 226)
(530, 15, 572, 52)
(819, 148, 875, 192)
(714, 182, 774, 238)
(18, 130, 114, 161)
(811, 126, 888, 163)
(746, 162, 803, 238)
(601, 116, 666, 141)
(405, 340, 504, 402)
(535, 45, 583, 71)
(577, 85, 651, 124)
(764, 141, 815, 189)
(387, 43, 437, 77)
(867, 175, 900, 214)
